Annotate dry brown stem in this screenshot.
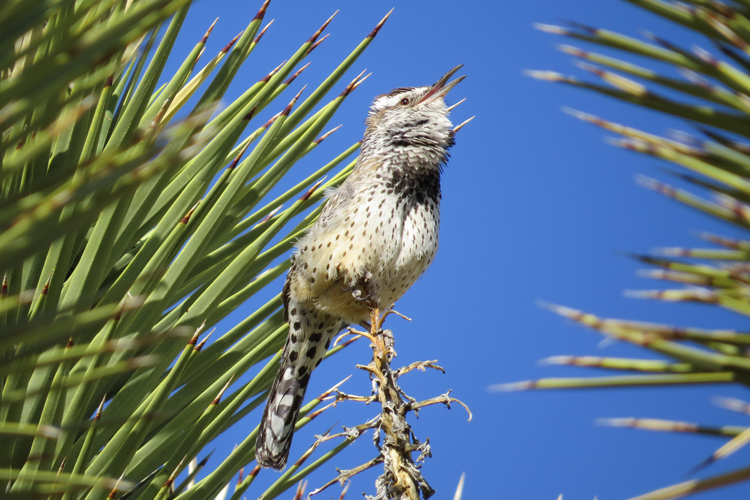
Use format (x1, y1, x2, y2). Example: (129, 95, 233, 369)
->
(310, 307, 470, 500)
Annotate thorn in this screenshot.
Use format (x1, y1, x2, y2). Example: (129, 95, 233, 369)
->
(523, 69, 571, 83)
(285, 62, 310, 86)
(254, 19, 274, 44)
(562, 19, 597, 34)
(307, 33, 329, 55)
(308, 11, 338, 44)
(195, 327, 215, 351)
(533, 23, 569, 35)
(339, 68, 368, 97)
(635, 174, 676, 197)
(41, 276, 51, 295)
(202, 18, 219, 43)
(453, 472, 465, 500)
(369, 8, 394, 38)
(261, 111, 282, 129)
(452, 116, 474, 133)
(692, 45, 718, 65)
(213, 374, 235, 404)
(314, 124, 342, 144)
(222, 31, 243, 53)
(300, 178, 326, 201)
(338, 481, 351, 500)
(191, 319, 208, 345)
(181, 201, 200, 224)
(261, 60, 286, 82)
(260, 205, 282, 224)
(107, 473, 126, 498)
(447, 98, 465, 112)
(105, 74, 114, 87)
(537, 355, 575, 366)
(557, 44, 586, 57)
(282, 85, 307, 116)
(228, 140, 252, 170)
(253, 0, 271, 22)
(488, 381, 537, 392)
(293, 480, 306, 500)
(95, 396, 106, 420)
(351, 72, 371, 92)
(318, 375, 352, 400)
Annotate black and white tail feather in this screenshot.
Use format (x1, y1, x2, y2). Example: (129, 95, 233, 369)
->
(255, 278, 343, 470)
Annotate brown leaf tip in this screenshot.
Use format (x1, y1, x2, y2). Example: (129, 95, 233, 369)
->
(253, 0, 271, 21)
(308, 10, 338, 43)
(306, 33, 329, 55)
(262, 112, 281, 129)
(202, 18, 219, 43)
(260, 205, 282, 224)
(369, 8, 394, 38)
(564, 19, 597, 34)
(180, 203, 199, 224)
(222, 31, 243, 53)
(300, 178, 326, 201)
(314, 124, 342, 144)
(339, 69, 368, 97)
(95, 396, 106, 420)
(282, 85, 307, 116)
(261, 60, 286, 82)
(243, 106, 258, 121)
(254, 19, 274, 43)
(284, 62, 310, 85)
(195, 327, 215, 351)
(229, 140, 252, 170)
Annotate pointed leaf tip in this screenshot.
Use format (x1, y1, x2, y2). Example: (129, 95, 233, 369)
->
(261, 59, 286, 82)
(222, 31, 243, 53)
(533, 23, 568, 35)
(452, 116, 474, 133)
(261, 112, 281, 129)
(202, 18, 219, 43)
(253, 0, 271, 21)
(369, 8, 394, 38)
(488, 381, 537, 392)
(307, 33, 330, 54)
(285, 61, 310, 85)
(340, 69, 369, 97)
(314, 124, 342, 144)
(283, 85, 307, 116)
(309, 10, 338, 43)
(228, 140, 253, 170)
(254, 19, 274, 43)
(300, 178, 326, 201)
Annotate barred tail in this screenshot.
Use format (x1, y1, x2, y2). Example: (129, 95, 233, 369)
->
(255, 304, 342, 470)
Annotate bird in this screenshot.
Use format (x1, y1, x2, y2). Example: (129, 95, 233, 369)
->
(256, 65, 465, 470)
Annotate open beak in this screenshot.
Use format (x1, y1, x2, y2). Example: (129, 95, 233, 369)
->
(419, 64, 465, 104)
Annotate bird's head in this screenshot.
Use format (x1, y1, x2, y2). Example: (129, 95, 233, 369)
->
(363, 65, 465, 165)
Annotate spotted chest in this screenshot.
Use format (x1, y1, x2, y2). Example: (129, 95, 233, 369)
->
(288, 161, 441, 324)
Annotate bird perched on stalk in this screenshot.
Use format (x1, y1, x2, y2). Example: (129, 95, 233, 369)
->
(256, 65, 466, 470)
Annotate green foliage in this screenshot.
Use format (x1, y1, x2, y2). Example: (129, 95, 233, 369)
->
(506, 1, 750, 498)
(0, 0, 388, 497)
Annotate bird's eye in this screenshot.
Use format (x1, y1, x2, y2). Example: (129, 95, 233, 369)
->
(400, 98, 409, 106)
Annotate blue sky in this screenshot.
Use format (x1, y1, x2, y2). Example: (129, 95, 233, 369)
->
(168, 1, 750, 498)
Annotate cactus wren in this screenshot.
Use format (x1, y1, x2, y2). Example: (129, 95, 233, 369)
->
(256, 65, 465, 470)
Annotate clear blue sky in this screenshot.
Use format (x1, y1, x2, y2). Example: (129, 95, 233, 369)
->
(167, 1, 750, 498)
